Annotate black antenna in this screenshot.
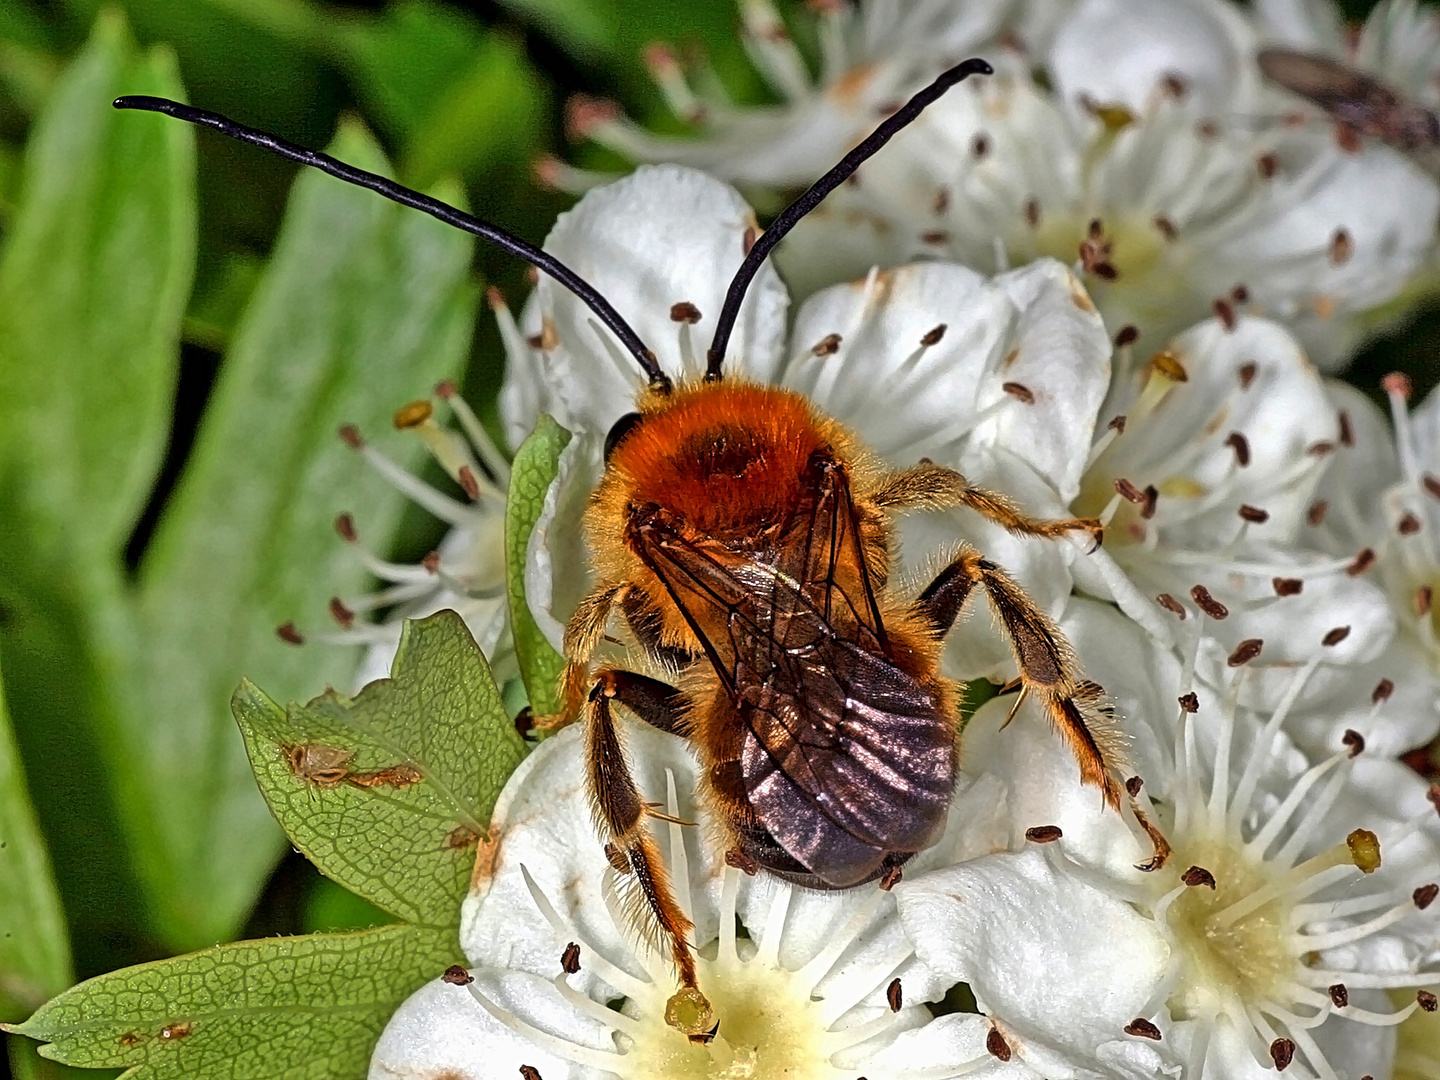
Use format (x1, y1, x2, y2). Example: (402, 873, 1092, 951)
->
(705, 57, 993, 380)
(112, 94, 672, 393)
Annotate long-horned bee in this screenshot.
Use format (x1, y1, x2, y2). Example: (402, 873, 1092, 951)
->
(117, 56, 1159, 1029)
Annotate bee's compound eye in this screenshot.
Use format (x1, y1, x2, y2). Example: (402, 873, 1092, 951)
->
(605, 412, 644, 461)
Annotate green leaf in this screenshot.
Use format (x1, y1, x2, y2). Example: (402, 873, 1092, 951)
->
(326, 0, 486, 139)
(124, 121, 478, 949)
(505, 416, 572, 717)
(233, 611, 523, 927)
(9, 924, 457, 1080)
(0, 654, 71, 1021)
(0, 8, 194, 570)
(8, 1033, 117, 1080)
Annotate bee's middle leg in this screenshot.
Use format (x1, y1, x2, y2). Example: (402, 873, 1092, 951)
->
(584, 670, 711, 1023)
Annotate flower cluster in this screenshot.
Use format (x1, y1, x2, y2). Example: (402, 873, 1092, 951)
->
(351, 2, 1440, 1079)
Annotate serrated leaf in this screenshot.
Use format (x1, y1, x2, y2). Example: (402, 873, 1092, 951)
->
(0, 8, 193, 568)
(9, 924, 456, 1080)
(505, 416, 572, 716)
(234, 611, 524, 927)
(0, 654, 71, 1021)
(123, 121, 478, 949)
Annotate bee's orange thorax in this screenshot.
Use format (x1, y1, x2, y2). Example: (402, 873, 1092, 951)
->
(607, 380, 831, 540)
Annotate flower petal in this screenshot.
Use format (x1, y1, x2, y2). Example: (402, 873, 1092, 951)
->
(501, 165, 788, 437)
(897, 848, 1171, 1070)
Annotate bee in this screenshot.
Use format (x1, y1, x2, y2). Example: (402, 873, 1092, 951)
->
(1257, 47, 1440, 164)
(117, 55, 1163, 1031)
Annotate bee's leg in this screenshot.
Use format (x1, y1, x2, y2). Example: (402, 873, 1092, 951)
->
(597, 668, 692, 737)
(584, 671, 711, 1031)
(871, 463, 1102, 544)
(544, 581, 628, 729)
(914, 547, 1125, 810)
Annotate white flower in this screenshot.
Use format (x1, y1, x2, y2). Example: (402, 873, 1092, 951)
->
(1291, 375, 1440, 757)
(577, 0, 1440, 371)
(287, 384, 514, 688)
(560, 0, 1020, 191)
(899, 599, 1440, 1080)
(498, 163, 1117, 686)
(370, 721, 1033, 1080)
(1067, 314, 1404, 758)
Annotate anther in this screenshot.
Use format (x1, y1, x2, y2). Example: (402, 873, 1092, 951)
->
(1002, 382, 1035, 403)
(334, 512, 357, 543)
(810, 333, 842, 356)
(1383, 372, 1413, 401)
(560, 942, 581, 975)
(971, 133, 990, 158)
(1273, 577, 1304, 596)
(1190, 585, 1228, 619)
(1161, 72, 1188, 98)
(520, 1066, 544, 1080)
(1420, 990, 1438, 1013)
(724, 848, 758, 876)
(457, 466, 480, 500)
(920, 229, 950, 245)
(1307, 500, 1329, 526)
(669, 301, 702, 324)
(933, 188, 950, 214)
(1423, 474, 1440, 500)
(1238, 504, 1269, 524)
(1337, 409, 1354, 447)
(1153, 215, 1178, 240)
(276, 622, 304, 645)
(1257, 152, 1279, 178)
(878, 865, 903, 891)
(1225, 432, 1251, 466)
(1126, 776, 1144, 796)
(328, 597, 355, 629)
(1307, 440, 1335, 457)
(1322, 625, 1351, 646)
(421, 551, 441, 575)
(1328, 983, 1349, 1008)
(1415, 585, 1433, 616)
(887, 978, 903, 1012)
(1140, 485, 1158, 519)
(1347, 828, 1381, 872)
(1025, 825, 1063, 844)
(1115, 478, 1145, 503)
(1182, 865, 1217, 889)
(1227, 639, 1263, 667)
(1156, 593, 1187, 619)
(1329, 227, 1353, 266)
(986, 1027, 1012, 1061)
(920, 323, 947, 347)
(742, 226, 757, 255)
(393, 400, 432, 429)
(1270, 1037, 1296, 1070)
(1238, 361, 1258, 388)
(1124, 1017, 1161, 1039)
(485, 285, 505, 310)
(1342, 729, 1365, 756)
(1114, 325, 1139, 348)
(563, 94, 621, 140)
(1399, 511, 1422, 535)
(338, 424, 363, 449)
(1414, 883, 1438, 910)
(1023, 196, 1041, 228)
(1178, 693, 1199, 713)
(1372, 678, 1395, 704)
(1213, 297, 1237, 330)
(442, 965, 474, 985)
(1108, 414, 1127, 433)
(1346, 548, 1376, 576)
(1231, 283, 1250, 304)
(1146, 352, 1192, 383)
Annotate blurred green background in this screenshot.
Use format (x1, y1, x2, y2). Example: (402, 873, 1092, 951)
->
(0, 0, 1433, 1077)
